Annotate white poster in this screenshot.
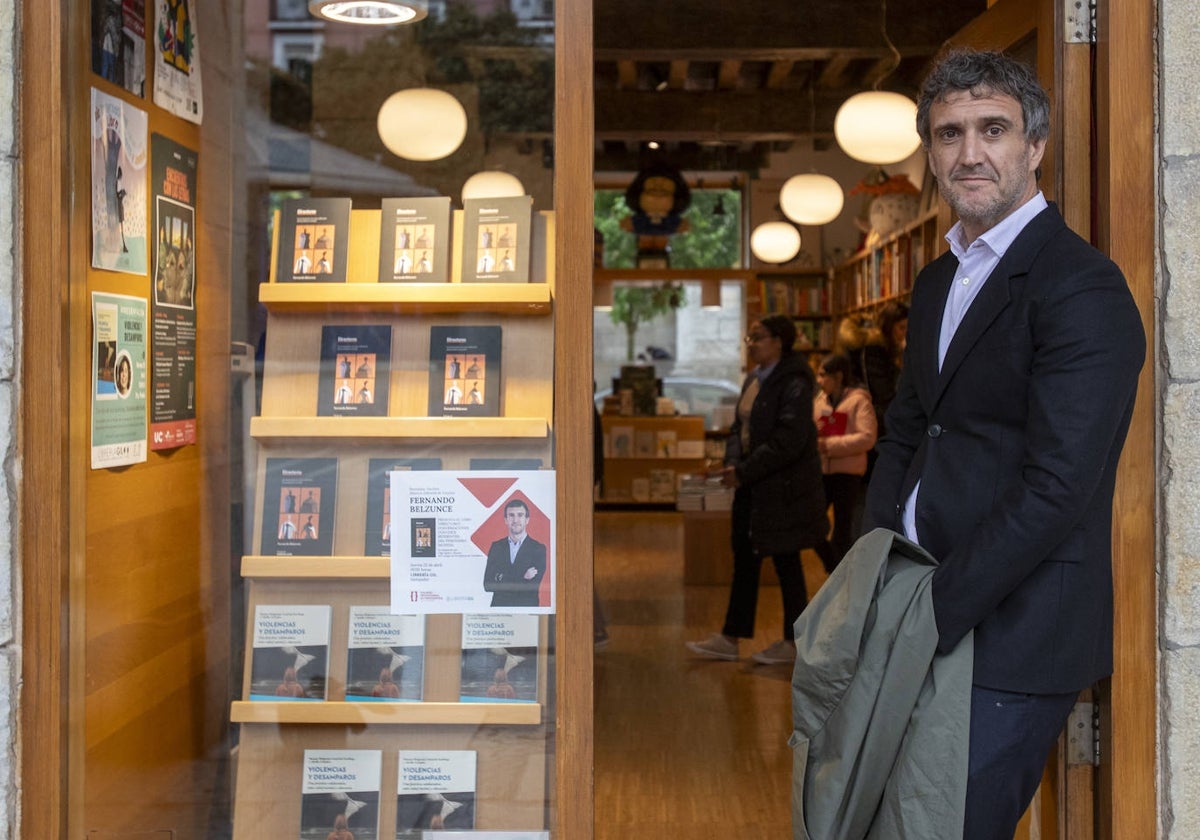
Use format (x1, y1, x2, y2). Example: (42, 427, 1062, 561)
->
(390, 471, 556, 615)
(153, 0, 203, 123)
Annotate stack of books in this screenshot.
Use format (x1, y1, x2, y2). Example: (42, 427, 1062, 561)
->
(676, 475, 707, 512)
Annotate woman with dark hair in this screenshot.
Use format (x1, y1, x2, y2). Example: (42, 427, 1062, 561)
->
(812, 353, 878, 573)
(687, 314, 827, 666)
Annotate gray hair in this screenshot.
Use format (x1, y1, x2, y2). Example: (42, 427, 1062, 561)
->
(916, 49, 1050, 146)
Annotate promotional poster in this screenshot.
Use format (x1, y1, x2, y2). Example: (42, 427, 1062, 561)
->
(390, 471, 556, 615)
(91, 88, 149, 274)
(91, 292, 148, 468)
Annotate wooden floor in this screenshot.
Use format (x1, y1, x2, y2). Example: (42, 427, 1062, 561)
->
(593, 510, 830, 840)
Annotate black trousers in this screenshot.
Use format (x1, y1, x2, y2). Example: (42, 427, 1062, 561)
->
(814, 472, 862, 574)
(964, 686, 1077, 840)
(721, 488, 808, 641)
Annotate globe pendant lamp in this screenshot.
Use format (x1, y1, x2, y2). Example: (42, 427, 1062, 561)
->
(377, 88, 468, 161)
(780, 173, 845, 226)
(309, 1, 428, 24)
(750, 222, 802, 265)
(461, 171, 526, 201)
(834, 91, 921, 165)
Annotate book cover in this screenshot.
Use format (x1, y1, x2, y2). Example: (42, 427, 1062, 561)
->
(427, 325, 502, 417)
(300, 749, 382, 840)
(633, 429, 655, 458)
(395, 751, 477, 837)
(630, 477, 650, 502)
(249, 604, 331, 701)
(260, 457, 338, 556)
(461, 196, 533, 283)
(459, 613, 539, 703)
(379, 197, 452, 283)
(655, 429, 678, 457)
(365, 458, 442, 557)
(277, 197, 351, 283)
(345, 607, 426, 702)
(607, 425, 633, 458)
(318, 325, 392, 417)
(649, 468, 676, 502)
(618, 365, 658, 415)
(816, 410, 848, 437)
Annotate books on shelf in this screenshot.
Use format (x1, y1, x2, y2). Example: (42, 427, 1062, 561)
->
(379, 197, 452, 283)
(655, 429, 677, 457)
(648, 468, 676, 502)
(462, 196, 533, 283)
(318, 325, 391, 417)
(427, 325, 502, 417)
(276, 197, 351, 283)
(468, 458, 544, 470)
(249, 604, 331, 701)
(301, 749, 382, 840)
(345, 607, 426, 702)
(616, 365, 658, 416)
(607, 425, 633, 458)
(395, 751, 477, 837)
(459, 613, 539, 703)
(365, 458, 443, 557)
(260, 457, 338, 556)
(633, 429, 655, 458)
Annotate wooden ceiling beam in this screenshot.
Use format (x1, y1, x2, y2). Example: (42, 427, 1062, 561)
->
(668, 60, 689, 89)
(717, 59, 742, 90)
(596, 88, 844, 140)
(766, 59, 797, 89)
(617, 60, 638, 90)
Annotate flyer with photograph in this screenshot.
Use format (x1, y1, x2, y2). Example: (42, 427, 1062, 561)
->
(150, 133, 198, 450)
(153, 0, 203, 123)
(91, 0, 147, 96)
(91, 88, 149, 274)
(390, 471, 556, 615)
(91, 292, 148, 469)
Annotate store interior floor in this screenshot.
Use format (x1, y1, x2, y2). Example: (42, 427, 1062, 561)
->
(593, 510, 831, 840)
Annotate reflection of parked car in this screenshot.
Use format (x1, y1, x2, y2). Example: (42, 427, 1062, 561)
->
(595, 376, 741, 430)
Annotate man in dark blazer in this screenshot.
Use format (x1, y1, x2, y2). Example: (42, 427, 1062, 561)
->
(482, 498, 546, 607)
(864, 49, 1145, 839)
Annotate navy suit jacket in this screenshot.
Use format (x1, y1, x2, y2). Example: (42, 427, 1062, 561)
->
(865, 204, 1145, 694)
(483, 534, 547, 607)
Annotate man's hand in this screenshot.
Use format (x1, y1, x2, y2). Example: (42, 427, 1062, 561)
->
(523, 567, 538, 580)
(717, 465, 739, 488)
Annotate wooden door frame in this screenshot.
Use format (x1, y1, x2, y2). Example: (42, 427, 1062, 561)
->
(20, 0, 73, 837)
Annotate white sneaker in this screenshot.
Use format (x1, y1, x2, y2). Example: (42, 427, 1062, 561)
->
(685, 633, 739, 661)
(751, 639, 796, 665)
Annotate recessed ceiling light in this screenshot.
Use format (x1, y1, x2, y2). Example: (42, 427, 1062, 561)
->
(309, 1, 427, 25)
(647, 141, 661, 150)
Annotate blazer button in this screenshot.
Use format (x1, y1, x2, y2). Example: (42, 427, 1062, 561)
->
(927, 424, 943, 438)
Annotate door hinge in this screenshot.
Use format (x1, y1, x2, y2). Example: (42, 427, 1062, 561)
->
(1066, 701, 1100, 766)
(1064, 0, 1097, 44)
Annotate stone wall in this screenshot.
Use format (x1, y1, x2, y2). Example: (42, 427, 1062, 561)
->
(1160, 2, 1200, 836)
(0, 2, 17, 837)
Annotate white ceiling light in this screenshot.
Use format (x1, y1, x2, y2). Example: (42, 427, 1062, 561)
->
(750, 222, 802, 265)
(780, 173, 845, 226)
(377, 88, 467, 161)
(834, 91, 921, 165)
(461, 171, 526, 202)
(309, 1, 427, 24)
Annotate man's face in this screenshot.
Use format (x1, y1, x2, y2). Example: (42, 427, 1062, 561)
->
(926, 88, 1046, 241)
(505, 505, 528, 539)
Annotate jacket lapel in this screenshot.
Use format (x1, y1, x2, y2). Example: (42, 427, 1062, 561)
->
(931, 205, 1065, 408)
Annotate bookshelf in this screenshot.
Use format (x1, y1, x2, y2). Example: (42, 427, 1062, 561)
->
(830, 209, 943, 317)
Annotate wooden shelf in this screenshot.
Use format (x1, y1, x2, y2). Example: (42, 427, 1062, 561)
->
(230, 700, 543, 726)
(249, 416, 550, 442)
(241, 556, 390, 578)
(260, 281, 552, 314)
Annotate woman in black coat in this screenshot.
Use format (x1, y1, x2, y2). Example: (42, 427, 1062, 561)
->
(687, 314, 828, 665)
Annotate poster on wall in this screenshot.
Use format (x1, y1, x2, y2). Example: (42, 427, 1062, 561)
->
(91, 292, 149, 469)
(90, 88, 149, 275)
(91, 0, 148, 97)
(389, 470, 556, 615)
(149, 133, 198, 450)
(153, 0, 204, 124)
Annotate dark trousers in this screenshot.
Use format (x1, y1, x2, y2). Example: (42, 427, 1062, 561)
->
(963, 686, 1077, 840)
(814, 472, 862, 574)
(721, 489, 808, 641)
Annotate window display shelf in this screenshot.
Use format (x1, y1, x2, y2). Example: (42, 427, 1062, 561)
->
(241, 556, 390, 578)
(230, 700, 543, 726)
(260, 282, 552, 314)
(249, 416, 550, 442)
